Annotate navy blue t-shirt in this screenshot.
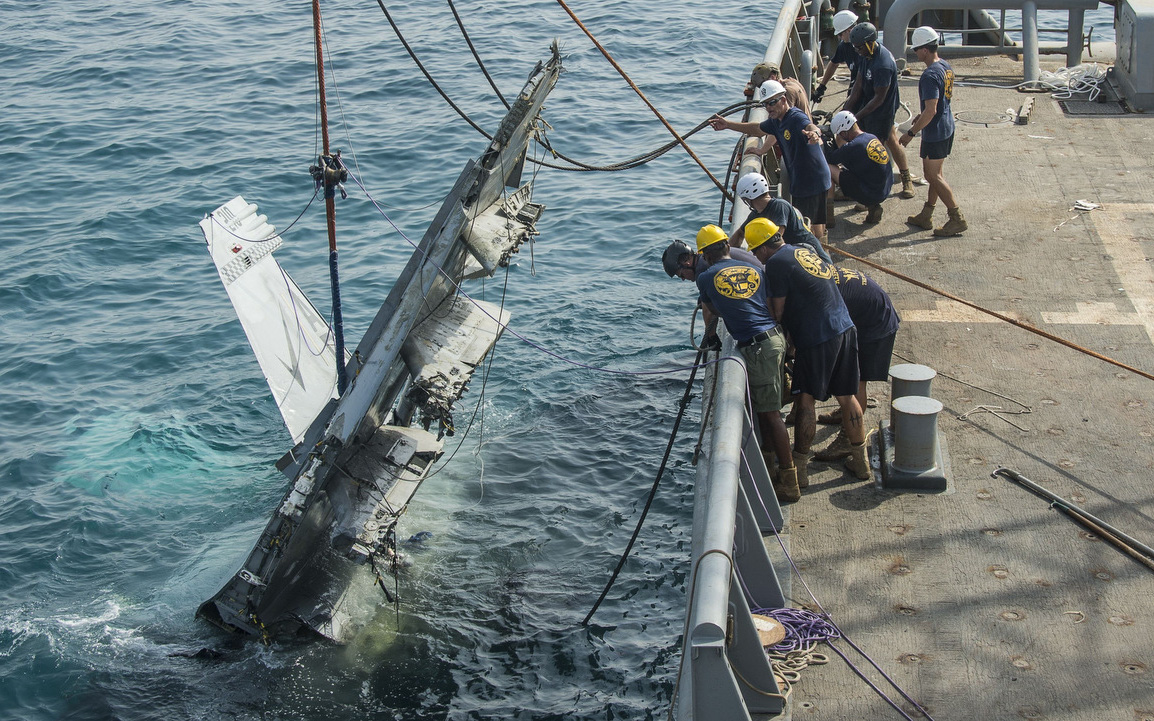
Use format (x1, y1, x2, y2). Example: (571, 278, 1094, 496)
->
(833, 267, 900, 342)
(831, 41, 859, 85)
(738, 198, 832, 264)
(856, 45, 901, 123)
(829, 132, 894, 205)
(919, 59, 955, 142)
(762, 245, 853, 349)
(694, 246, 760, 276)
(696, 258, 779, 343)
(759, 107, 832, 198)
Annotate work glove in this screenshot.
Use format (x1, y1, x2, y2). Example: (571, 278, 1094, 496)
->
(811, 83, 827, 104)
(701, 333, 722, 351)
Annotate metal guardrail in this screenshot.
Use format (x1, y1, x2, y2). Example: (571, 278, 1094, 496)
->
(672, 2, 815, 717)
(881, 0, 1101, 78)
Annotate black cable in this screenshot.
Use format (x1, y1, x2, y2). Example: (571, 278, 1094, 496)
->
(581, 349, 705, 626)
(375, 1, 752, 174)
(374, 0, 494, 139)
(447, 0, 510, 110)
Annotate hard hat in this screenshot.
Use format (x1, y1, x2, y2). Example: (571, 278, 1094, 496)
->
(910, 25, 940, 50)
(662, 239, 694, 277)
(696, 224, 729, 251)
(755, 80, 787, 103)
(736, 173, 771, 200)
(745, 217, 781, 251)
(850, 22, 878, 47)
(832, 10, 858, 35)
(831, 110, 857, 136)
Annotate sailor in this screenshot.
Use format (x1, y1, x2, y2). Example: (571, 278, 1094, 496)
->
(812, 10, 862, 105)
(900, 25, 968, 237)
(812, 266, 900, 462)
(745, 217, 871, 486)
(662, 237, 760, 348)
(693, 223, 799, 502)
(730, 172, 832, 263)
(825, 110, 893, 224)
(709, 81, 832, 241)
(845, 22, 916, 200)
(748, 61, 811, 119)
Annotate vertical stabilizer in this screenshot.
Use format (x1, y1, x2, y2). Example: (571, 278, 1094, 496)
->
(201, 196, 338, 444)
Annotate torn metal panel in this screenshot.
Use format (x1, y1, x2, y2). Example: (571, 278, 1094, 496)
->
(462, 182, 545, 276)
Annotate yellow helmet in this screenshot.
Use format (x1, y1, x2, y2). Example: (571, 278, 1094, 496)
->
(695, 224, 729, 251)
(745, 217, 781, 250)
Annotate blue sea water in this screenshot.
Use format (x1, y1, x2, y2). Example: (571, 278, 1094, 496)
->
(0, 1, 1115, 720)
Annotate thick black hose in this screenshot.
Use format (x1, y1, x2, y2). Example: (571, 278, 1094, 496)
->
(581, 349, 704, 626)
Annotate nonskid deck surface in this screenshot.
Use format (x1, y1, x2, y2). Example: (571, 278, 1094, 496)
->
(777, 54, 1154, 720)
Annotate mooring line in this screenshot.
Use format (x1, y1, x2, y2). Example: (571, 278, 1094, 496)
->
(552, 0, 734, 201)
(830, 245, 1154, 383)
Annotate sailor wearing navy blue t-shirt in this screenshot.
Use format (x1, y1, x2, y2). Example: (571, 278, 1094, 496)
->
(900, 26, 968, 237)
(693, 223, 800, 503)
(813, 10, 862, 105)
(846, 22, 915, 200)
(745, 217, 871, 485)
(826, 110, 894, 224)
(709, 81, 832, 241)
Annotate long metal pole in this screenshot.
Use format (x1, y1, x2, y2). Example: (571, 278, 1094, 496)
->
(993, 467, 1154, 560)
(313, 0, 348, 395)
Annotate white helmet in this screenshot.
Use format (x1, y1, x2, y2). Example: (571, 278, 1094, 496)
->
(831, 110, 857, 136)
(910, 25, 940, 50)
(832, 10, 858, 36)
(736, 173, 771, 200)
(755, 80, 787, 103)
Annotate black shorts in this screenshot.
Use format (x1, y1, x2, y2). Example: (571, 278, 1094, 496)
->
(858, 331, 897, 382)
(837, 169, 885, 208)
(791, 327, 860, 402)
(857, 111, 896, 140)
(791, 191, 828, 228)
(921, 134, 954, 160)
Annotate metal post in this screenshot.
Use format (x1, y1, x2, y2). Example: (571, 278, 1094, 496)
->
(1066, 8, 1085, 66)
(888, 363, 936, 425)
(891, 396, 943, 473)
(1022, 0, 1040, 83)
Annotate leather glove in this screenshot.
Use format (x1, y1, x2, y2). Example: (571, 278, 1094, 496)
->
(812, 83, 827, 104)
(701, 333, 722, 351)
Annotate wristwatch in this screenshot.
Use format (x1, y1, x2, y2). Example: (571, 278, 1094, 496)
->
(906, 128, 918, 138)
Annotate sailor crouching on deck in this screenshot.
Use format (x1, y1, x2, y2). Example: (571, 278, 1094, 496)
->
(901, 25, 968, 237)
(826, 110, 894, 225)
(709, 81, 832, 242)
(693, 224, 800, 503)
(745, 217, 871, 485)
(731, 172, 832, 264)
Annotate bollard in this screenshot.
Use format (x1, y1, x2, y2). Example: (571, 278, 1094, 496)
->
(891, 396, 944, 474)
(880, 365, 951, 493)
(888, 363, 937, 426)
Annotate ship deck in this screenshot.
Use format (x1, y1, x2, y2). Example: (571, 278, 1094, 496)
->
(771, 53, 1154, 719)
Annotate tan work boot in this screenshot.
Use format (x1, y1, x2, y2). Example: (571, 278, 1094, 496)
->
(792, 450, 811, 489)
(814, 431, 852, 461)
(933, 206, 968, 237)
(845, 440, 872, 480)
(865, 204, 883, 224)
(773, 465, 801, 504)
(817, 407, 842, 425)
(899, 169, 915, 199)
(907, 202, 935, 229)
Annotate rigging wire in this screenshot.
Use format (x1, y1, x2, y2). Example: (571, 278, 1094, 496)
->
(447, 0, 510, 110)
(581, 348, 706, 626)
(829, 245, 1154, 383)
(551, 0, 734, 200)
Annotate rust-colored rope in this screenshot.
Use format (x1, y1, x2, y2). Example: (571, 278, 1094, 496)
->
(830, 245, 1154, 383)
(553, 0, 734, 201)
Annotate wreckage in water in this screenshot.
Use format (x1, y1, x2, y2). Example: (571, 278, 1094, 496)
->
(196, 35, 561, 643)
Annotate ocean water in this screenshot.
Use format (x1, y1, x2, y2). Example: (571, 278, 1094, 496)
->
(0, 1, 1115, 720)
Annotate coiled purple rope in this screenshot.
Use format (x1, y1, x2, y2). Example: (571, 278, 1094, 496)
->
(750, 607, 840, 653)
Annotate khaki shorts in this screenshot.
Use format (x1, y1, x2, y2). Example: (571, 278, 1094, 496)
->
(738, 332, 787, 413)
